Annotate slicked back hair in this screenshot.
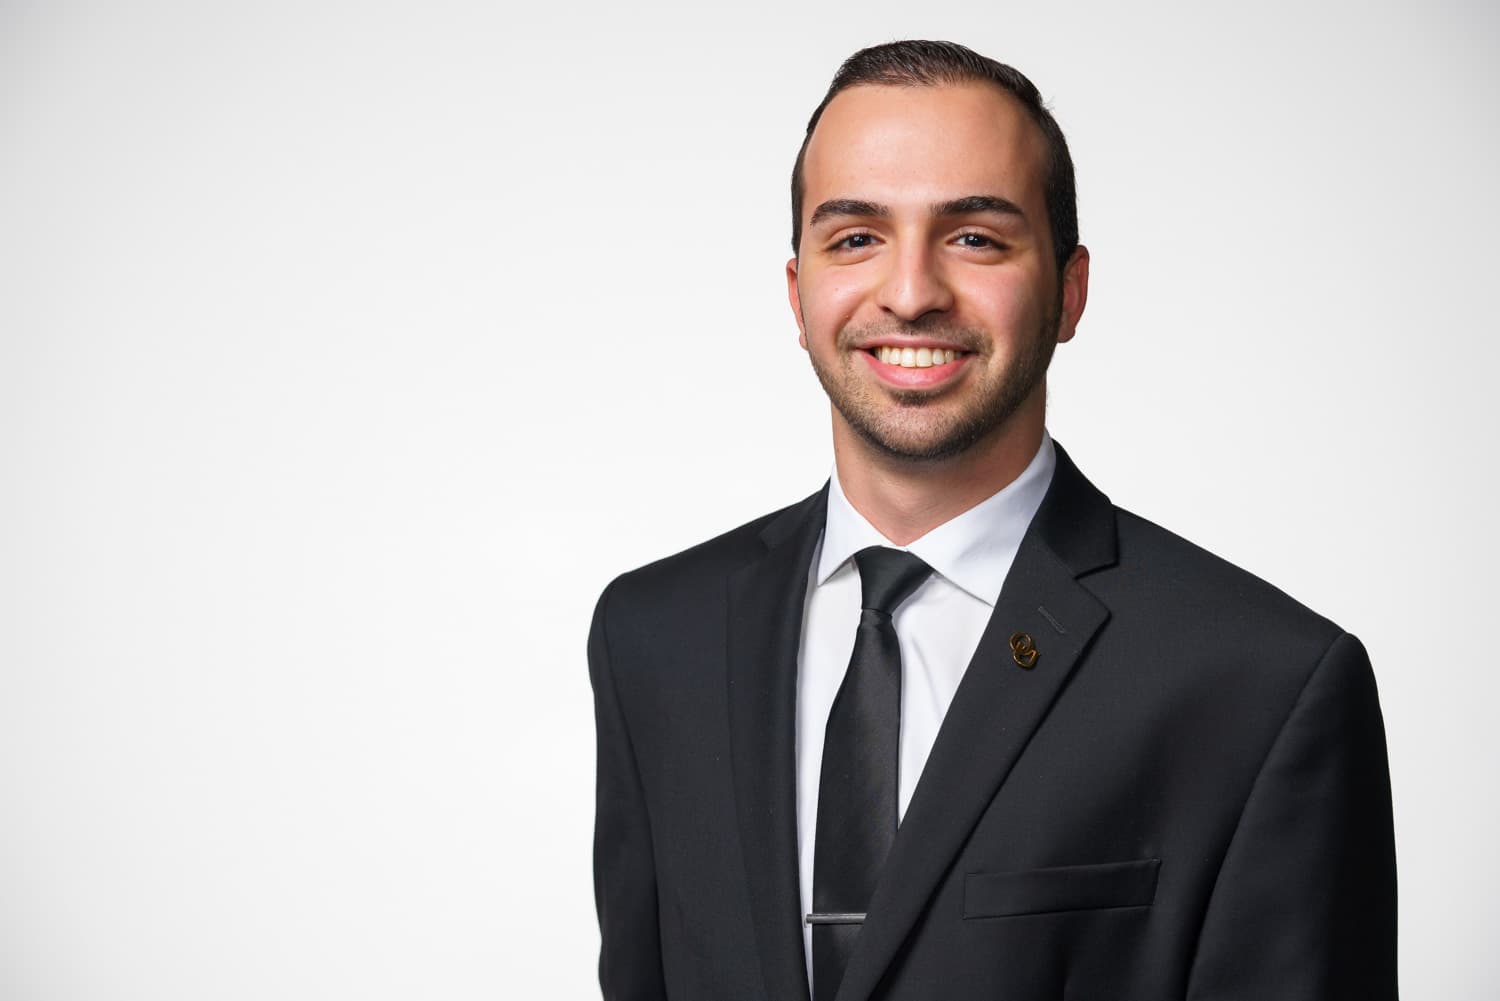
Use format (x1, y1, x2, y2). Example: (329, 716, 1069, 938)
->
(790, 40, 1078, 276)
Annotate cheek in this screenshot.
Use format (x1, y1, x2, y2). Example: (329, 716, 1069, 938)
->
(967, 276, 1051, 336)
(801, 277, 864, 336)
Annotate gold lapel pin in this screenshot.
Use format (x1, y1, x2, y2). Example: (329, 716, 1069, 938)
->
(1009, 632, 1039, 669)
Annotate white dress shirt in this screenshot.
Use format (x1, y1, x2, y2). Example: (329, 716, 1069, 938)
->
(795, 433, 1056, 976)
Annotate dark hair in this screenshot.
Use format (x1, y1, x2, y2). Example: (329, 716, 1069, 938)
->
(790, 40, 1078, 275)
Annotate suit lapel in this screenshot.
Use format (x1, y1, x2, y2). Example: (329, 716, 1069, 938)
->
(834, 444, 1118, 1001)
(726, 488, 826, 1001)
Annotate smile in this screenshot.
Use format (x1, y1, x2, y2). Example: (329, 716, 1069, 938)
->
(869, 346, 966, 368)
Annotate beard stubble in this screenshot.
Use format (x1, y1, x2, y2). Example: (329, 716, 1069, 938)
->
(807, 309, 1060, 463)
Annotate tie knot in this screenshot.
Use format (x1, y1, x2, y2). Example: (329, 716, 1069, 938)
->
(853, 546, 932, 615)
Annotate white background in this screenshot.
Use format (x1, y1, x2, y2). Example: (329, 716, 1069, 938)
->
(2, 0, 1496, 997)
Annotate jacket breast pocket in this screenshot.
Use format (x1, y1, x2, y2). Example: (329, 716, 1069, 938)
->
(962, 858, 1161, 919)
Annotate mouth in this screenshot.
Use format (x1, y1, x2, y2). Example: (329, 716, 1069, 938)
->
(857, 343, 971, 389)
(867, 345, 968, 369)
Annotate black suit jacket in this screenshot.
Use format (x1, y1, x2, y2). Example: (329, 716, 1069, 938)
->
(589, 445, 1397, 1000)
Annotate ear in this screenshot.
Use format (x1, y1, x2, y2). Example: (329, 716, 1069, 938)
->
(1056, 244, 1090, 344)
(786, 256, 808, 350)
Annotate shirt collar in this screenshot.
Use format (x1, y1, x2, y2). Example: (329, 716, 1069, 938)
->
(815, 432, 1057, 606)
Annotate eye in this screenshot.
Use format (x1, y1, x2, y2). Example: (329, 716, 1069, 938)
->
(831, 231, 878, 252)
(955, 231, 1003, 250)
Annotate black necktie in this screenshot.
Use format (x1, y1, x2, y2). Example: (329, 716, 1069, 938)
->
(811, 546, 932, 1001)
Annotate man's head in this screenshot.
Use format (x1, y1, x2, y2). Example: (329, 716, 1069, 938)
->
(790, 41, 1077, 276)
(787, 41, 1089, 464)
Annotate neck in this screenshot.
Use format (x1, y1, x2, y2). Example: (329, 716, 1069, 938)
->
(832, 402, 1045, 547)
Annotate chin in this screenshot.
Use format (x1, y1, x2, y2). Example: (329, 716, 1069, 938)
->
(852, 417, 988, 463)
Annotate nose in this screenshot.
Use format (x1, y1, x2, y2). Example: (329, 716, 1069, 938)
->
(874, 242, 954, 322)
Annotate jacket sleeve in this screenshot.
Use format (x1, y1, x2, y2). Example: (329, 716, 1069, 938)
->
(1186, 632, 1398, 1000)
(589, 581, 669, 1001)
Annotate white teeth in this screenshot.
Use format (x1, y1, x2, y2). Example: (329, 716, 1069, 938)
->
(873, 346, 963, 367)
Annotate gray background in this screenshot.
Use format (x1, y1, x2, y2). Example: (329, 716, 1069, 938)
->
(2, 0, 1495, 997)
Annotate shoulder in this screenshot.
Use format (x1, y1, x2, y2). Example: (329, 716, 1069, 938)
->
(1113, 507, 1334, 622)
(1044, 442, 1346, 655)
(1094, 505, 1352, 685)
(594, 489, 821, 622)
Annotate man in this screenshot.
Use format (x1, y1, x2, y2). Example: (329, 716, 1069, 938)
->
(589, 40, 1397, 1001)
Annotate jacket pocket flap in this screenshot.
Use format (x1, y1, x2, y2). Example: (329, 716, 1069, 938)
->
(963, 858, 1161, 918)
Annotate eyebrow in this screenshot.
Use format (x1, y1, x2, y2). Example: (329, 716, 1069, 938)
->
(808, 194, 1027, 229)
(932, 195, 1026, 220)
(808, 199, 888, 228)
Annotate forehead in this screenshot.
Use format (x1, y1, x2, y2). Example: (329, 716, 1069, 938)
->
(801, 82, 1048, 212)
